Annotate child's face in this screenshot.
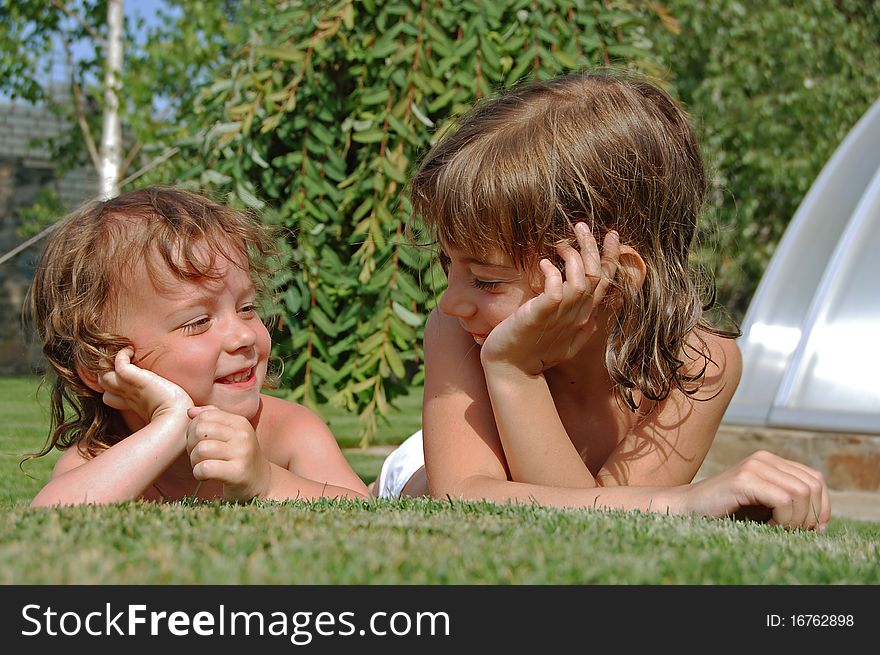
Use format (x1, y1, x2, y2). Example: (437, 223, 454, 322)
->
(113, 242, 271, 420)
(437, 243, 538, 344)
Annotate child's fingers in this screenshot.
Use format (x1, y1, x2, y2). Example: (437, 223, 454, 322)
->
(189, 439, 231, 471)
(113, 347, 135, 370)
(538, 258, 564, 304)
(186, 409, 246, 450)
(555, 240, 588, 296)
(770, 455, 830, 526)
(593, 230, 620, 299)
(187, 405, 218, 419)
(574, 222, 601, 277)
(101, 390, 125, 411)
(753, 452, 829, 529)
(191, 459, 223, 482)
(738, 452, 826, 530)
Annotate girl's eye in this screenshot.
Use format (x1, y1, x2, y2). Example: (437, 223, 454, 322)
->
(181, 317, 211, 335)
(438, 251, 451, 274)
(239, 303, 257, 316)
(471, 278, 501, 291)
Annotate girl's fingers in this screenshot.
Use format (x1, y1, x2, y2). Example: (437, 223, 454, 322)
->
(114, 347, 134, 370)
(538, 258, 564, 304)
(574, 222, 602, 277)
(744, 452, 827, 530)
(189, 439, 231, 468)
(593, 230, 620, 299)
(773, 456, 830, 527)
(755, 454, 828, 529)
(556, 241, 588, 295)
(187, 405, 217, 419)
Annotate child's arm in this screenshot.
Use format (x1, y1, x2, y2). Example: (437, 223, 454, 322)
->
(30, 349, 192, 506)
(423, 311, 829, 530)
(185, 395, 368, 502)
(476, 226, 620, 487)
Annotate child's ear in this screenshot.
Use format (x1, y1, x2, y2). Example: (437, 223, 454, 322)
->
(617, 245, 646, 291)
(75, 362, 105, 394)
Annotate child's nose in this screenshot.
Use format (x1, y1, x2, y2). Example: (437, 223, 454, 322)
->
(225, 316, 258, 351)
(438, 276, 476, 319)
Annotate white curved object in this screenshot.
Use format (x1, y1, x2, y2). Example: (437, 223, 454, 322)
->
(724, 97, 880, 433)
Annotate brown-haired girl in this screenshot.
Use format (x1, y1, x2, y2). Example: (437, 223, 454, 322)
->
(375, 71, 830, 530)
(28, 186, 368, 505)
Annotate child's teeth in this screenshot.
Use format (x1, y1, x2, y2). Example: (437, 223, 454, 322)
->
(223, 369, 250, 383)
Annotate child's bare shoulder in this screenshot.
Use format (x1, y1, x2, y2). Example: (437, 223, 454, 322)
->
(257, 393, 330, 431)
(255, 393, 335, 449)
(685, 329, 742, 396)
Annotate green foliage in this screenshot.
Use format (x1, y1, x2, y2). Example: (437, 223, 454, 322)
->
(649, 0, 880, 320)
(15, 189, 65, 238)
(0, 0, 256, 181)
(171, 0, 656, 444)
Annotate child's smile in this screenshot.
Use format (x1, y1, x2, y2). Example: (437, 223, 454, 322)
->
(113, 242, 271, 425)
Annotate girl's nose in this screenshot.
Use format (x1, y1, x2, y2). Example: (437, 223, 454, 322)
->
(225, 316, 258, 351)
(438, 273, 476, 319)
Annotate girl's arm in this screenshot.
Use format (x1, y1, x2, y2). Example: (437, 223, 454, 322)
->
(30, 349, 192, 506)
(186, 394, 368, 502)
(423, 311, 829, 530)
(475, 226, 620, 487)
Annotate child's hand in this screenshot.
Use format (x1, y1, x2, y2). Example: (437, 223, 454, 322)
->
(99, 347, 194, 423)
(679, 451, 831, 531)
(481, 224, 620, 375)
(185, 406, 272, 503)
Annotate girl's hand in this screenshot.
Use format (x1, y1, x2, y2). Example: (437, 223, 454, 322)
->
(186, 406, 272, 503)
(480, 225, 620, 375)
(679, 451, 831, 531)
(98, 347, 193, 422)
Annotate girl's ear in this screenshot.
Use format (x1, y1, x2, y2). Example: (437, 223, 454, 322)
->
(75, 362, 104, 394)
(617, 245, 647, 291)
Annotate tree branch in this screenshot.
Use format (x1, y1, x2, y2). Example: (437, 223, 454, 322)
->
(48, 0, 108, 50)
(65, 41, 102, 171)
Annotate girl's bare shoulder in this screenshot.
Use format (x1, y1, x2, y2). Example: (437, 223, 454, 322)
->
(253, 393, 335, 451)
(685, 329, 743, 398)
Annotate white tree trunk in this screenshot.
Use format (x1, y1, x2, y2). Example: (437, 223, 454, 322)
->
(99, 0, 124, 200)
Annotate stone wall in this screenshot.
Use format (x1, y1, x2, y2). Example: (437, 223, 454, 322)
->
(0, 101, 97, 374)
(697, 424, 880, 493)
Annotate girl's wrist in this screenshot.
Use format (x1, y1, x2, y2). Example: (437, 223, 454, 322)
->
(150, 405, 192, 428)
(479, 348, 541, 377)
(657, 486, 688, 517)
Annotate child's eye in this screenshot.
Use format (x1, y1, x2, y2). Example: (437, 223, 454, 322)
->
(181, 317, 211, 334)
(239, 303, 257, 316)
(471, 278, 501, 291)
(438, 251, 451, 274)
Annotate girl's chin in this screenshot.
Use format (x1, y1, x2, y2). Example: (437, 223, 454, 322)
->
(199, 390, 263, 419)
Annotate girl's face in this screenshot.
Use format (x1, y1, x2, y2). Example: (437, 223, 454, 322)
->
(113, 242, 271, 421)
(437, 243, 538, 343)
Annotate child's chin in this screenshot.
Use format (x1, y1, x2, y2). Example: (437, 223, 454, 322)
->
(205, 392, 262, 420)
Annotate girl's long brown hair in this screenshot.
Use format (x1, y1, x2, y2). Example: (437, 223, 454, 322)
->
(411, 71, 738, 411)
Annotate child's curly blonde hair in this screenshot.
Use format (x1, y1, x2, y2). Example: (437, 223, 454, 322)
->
(26, 186, 278, 460)
(410, 70, 738, 411)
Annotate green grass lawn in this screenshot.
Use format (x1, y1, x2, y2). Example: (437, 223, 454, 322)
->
(2, 375, 878, 585)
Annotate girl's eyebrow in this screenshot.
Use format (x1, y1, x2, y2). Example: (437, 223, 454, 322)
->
(449, 253, 513, 268)
(438, 243, 514, 268)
